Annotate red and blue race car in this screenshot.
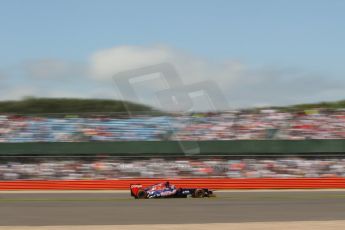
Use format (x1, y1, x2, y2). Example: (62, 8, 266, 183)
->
(130, 181, 214, 199)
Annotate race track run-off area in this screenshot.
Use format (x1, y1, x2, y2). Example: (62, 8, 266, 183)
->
(1, 190, 345, 229)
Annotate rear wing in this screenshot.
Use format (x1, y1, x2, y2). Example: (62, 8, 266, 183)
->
(130, 184, 143, 197)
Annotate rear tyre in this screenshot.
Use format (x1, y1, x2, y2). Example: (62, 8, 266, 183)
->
(136, 189, 147, 199)
(193, 189, 205, 198)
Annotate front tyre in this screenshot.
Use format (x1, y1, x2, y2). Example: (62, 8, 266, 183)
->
(193, 189, 205, 198)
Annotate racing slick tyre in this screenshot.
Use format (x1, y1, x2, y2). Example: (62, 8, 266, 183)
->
(193, 189, 205, 198)
(136, 189, 147, 199)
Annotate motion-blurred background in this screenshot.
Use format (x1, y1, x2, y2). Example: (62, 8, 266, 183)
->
(1, 98, 345, 181)
(1, 1, 345, 185)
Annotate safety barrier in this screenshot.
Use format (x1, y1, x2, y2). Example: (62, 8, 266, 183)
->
(2, 139, 345, 156)
(1, 178, 345, 190)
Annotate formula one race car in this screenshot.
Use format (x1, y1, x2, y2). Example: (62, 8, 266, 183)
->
(130, 181, 214, 199)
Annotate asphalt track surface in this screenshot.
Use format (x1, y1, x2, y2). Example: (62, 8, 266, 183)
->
(2, 191, 345, 226)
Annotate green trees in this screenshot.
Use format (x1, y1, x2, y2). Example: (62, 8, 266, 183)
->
(0, 98, 154, 115)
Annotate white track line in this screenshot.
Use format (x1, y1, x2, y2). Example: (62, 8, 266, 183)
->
(1, 221, 345, 230)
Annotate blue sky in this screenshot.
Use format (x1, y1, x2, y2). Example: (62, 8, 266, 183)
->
(0, 0, 344, 110)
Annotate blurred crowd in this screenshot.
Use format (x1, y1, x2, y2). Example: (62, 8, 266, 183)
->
(1, 108, 345, 142)
(1, 157, 345, 180)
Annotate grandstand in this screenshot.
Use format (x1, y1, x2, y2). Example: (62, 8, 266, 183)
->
(1, 98, 345, 143)
(1, 98, 345, 182)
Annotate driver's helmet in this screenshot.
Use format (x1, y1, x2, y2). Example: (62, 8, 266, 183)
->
(165, 181, 170, 188)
